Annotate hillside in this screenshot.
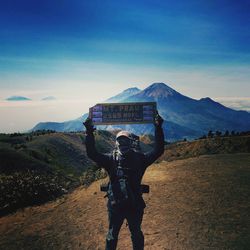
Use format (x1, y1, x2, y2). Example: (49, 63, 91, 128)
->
(0, 131, 116, 216)
(0, 130, 154, 216)
(0, 153, 249, 249)
(1, 132, 250, 216)
(162, 135, 250, 162)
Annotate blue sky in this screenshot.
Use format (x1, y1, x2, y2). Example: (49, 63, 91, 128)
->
(0, 0, 250, 132)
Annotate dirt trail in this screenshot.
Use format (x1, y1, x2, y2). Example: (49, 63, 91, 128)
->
(1, 153, 250, 250)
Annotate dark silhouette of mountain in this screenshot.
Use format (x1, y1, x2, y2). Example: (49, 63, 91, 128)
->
(32, 115, 88, 132)
(31, 82, 250, 141)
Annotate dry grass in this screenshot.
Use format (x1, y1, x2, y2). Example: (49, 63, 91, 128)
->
(1, 153, 249, 250)
(162, 135, 250, 162)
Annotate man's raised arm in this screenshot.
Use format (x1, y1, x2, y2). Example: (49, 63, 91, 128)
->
(143, 111, 165, 168)
(84, 117, 111, 170)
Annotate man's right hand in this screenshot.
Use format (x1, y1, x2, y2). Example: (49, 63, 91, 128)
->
(83, 117, 95, 133)
(154, 110, 164, 127)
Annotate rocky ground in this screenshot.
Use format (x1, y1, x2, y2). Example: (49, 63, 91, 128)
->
(0, 153, 249, 250)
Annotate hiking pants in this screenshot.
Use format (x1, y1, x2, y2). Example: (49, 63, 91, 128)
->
(105, 206, 144, 250)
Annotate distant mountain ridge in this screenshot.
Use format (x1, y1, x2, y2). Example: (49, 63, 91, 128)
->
(6, 96, 31, 101)
(31, 82, 250, 141)
(41, 96, 56, 101)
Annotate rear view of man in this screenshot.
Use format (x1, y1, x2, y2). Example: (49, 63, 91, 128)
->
(84, 111, 164, 250)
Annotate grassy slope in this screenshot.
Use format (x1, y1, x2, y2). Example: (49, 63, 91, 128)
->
(0, 131, 117, 176)
(0, 131, 116, 216)
(162, 135, 250, 162)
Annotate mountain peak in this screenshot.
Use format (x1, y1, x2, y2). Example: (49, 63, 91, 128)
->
(149, 82, 168, 88)
(141, 82, 180, 98)
(122, 87, 141, 95)
(200, 97, 213, 102)
(105, 87, 141, 102)
(199, 97, 227, 109)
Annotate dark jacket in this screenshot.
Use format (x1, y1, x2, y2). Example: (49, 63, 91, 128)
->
(85, 126, 165, 209)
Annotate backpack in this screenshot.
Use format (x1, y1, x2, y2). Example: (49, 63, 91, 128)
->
(106, 150, 136, 208)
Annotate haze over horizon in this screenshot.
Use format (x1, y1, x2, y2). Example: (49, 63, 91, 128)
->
(1, 1, 250, 133)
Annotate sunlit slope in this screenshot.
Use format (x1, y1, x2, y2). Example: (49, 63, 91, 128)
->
(1, 153, 249, 250)
(163, 135, 250, 162)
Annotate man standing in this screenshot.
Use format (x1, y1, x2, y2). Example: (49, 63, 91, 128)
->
(84, 111, 164, 250)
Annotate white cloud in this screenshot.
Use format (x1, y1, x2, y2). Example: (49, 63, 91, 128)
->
(0, 99, 92, 133)
(214, 97, 250, 111)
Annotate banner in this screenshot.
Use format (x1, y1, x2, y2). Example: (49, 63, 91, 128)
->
(89, 102, 157, 125)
